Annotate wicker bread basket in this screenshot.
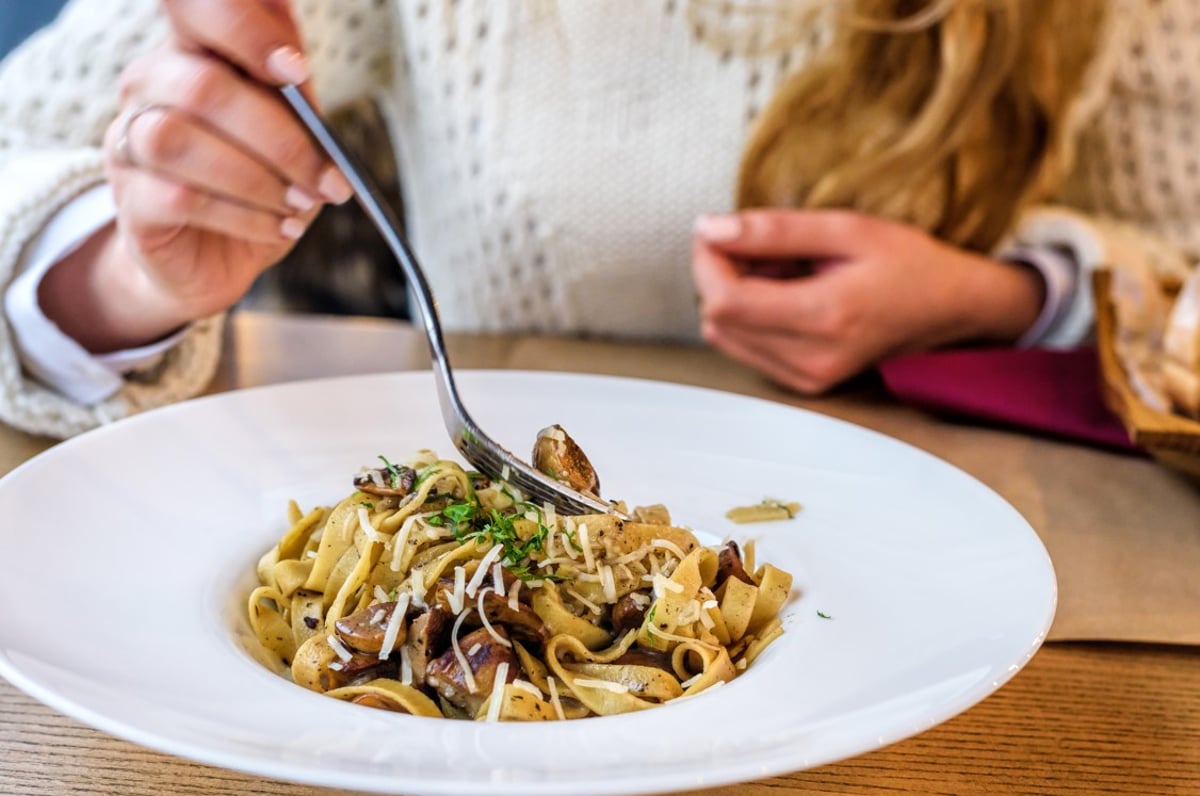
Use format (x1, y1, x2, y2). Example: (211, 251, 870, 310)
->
(1094, 269, 1200, 479)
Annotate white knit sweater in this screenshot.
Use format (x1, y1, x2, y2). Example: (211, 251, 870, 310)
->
(0, 0, 1193, 437)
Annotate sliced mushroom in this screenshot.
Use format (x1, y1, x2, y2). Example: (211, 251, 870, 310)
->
(431, 578, 549, 647)
(610, 592, 649, 634)
(405, 607, 453, 685)
(716, 541, 755, 588)
(425, 626, 519, 714)
(353, 464, 417, 497)
(334, 601, 408, 655)
(531, 424, 601, 496)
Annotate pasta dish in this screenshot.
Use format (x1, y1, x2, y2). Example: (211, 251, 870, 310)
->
(247, 426, 792, 721)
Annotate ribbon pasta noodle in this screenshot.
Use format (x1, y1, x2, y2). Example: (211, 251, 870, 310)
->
(247, 435, 793, 721)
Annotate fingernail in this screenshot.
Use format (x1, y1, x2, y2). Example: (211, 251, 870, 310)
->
(695, 214, 742, 242)
(318, 166, 354, 204)
(284, 185, 318, 213)
(280, 217, 307, 240)
(266, 45, 311, 85)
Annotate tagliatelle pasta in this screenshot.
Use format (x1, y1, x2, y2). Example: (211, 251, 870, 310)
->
(247, 440, 793, 721)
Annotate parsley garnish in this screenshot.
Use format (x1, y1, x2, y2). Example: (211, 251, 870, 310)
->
(562, 526, 584, 553)
(432, 500, 555, 583)
(378, 455, 404, 490)
(645, 604, 658, 642)
(359, 501, 374, 509)
(817, 610, 832, 620)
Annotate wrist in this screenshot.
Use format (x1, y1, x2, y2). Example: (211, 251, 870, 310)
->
(952, 253, 1046, 345)
(38, 223, 190, 353)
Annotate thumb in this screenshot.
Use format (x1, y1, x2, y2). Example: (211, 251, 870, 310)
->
(694, 209, 875, 260)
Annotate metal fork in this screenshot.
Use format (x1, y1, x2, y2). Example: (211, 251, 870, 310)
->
(281, 86, 621, 518)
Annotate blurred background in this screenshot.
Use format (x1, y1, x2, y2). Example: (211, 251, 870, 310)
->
(0, 0, 409, 319)
(0, 4, 62, 57)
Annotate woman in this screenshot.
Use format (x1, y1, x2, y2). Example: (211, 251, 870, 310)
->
(0, 0, 1190, 437)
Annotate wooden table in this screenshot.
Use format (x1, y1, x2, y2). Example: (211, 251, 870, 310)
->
(2, 311, 1198, 795)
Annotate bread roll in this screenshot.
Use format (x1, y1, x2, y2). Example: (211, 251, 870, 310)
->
(1163, 269, 1200, 417)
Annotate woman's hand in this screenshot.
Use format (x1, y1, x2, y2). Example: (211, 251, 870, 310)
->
(692, 210, 1045, 394)
(41, 0, 353, 353)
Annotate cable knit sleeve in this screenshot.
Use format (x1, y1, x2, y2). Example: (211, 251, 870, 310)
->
(999, 205, 1191, 349)
(0, 0, 395, 439)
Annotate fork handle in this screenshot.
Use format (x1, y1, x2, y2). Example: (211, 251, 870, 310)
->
(279, 85, 467, 427)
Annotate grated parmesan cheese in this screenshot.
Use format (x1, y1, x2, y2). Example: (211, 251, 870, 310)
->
(598, 565, 617, 604)
(326, 635, 353, 663)
(507, 578, 521, 611)
(357, 507, 384, 543)
(611, 546, 651, 566)
(447, 566, 467, 614)
(409, 566, 426, 608)
(373, 585, 390, 604)
(371, 609, 386, 626)
(400, 645, 413, 685)
(492, 562, 506, 598)
(466, 545, 504, 599)
(378, 593, 410, 661)
(467, 643, 482, 656)
(547, 677, 566, 721)
(513, 679, 542, 698)
(450, 610, 477, 694)
(563, 517, 579, 561)
(578, 523, 596, 572)
(680, 672, 703, 689)
(652, 573, 684, 599)
(486, 662, 510, 723)
(565, 586, 602, 616)
(328, 661, 345, 672)
(477, 588, 513, 647)
(389, 512, 426, 572)
(628, 593, 651, 608)
(651, 538, 688, 561)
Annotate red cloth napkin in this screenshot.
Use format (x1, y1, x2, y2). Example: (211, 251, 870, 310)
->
(877, 346, 1139, 452)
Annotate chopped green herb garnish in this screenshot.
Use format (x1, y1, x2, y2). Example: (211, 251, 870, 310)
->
(562, 526, 583, 553)
(378, 455, 404, 490)
(430, 500, 553, 583)
(817, 610, 832, 620)
(388, 586, 400, 601)
(645, 604, 658, 642)
(359, 501, 374, 509)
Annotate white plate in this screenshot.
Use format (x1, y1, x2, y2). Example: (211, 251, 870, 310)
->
(0, 371, 1054, 795)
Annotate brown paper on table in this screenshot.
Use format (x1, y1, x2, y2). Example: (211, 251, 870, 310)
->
(4, 311, 1199, 645)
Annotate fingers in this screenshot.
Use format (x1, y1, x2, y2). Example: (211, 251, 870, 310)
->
(694, 209, 891, 259)
(106, 104, 318, 217)
(162, 0, 310, 86)
(118, 50, 351, 204)
(692, 239, 845, 334)
(701, 322, 851, 394)
(112, 165, 308, 247)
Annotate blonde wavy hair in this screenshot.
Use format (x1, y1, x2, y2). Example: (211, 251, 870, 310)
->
(735, 0, 1107, 252)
